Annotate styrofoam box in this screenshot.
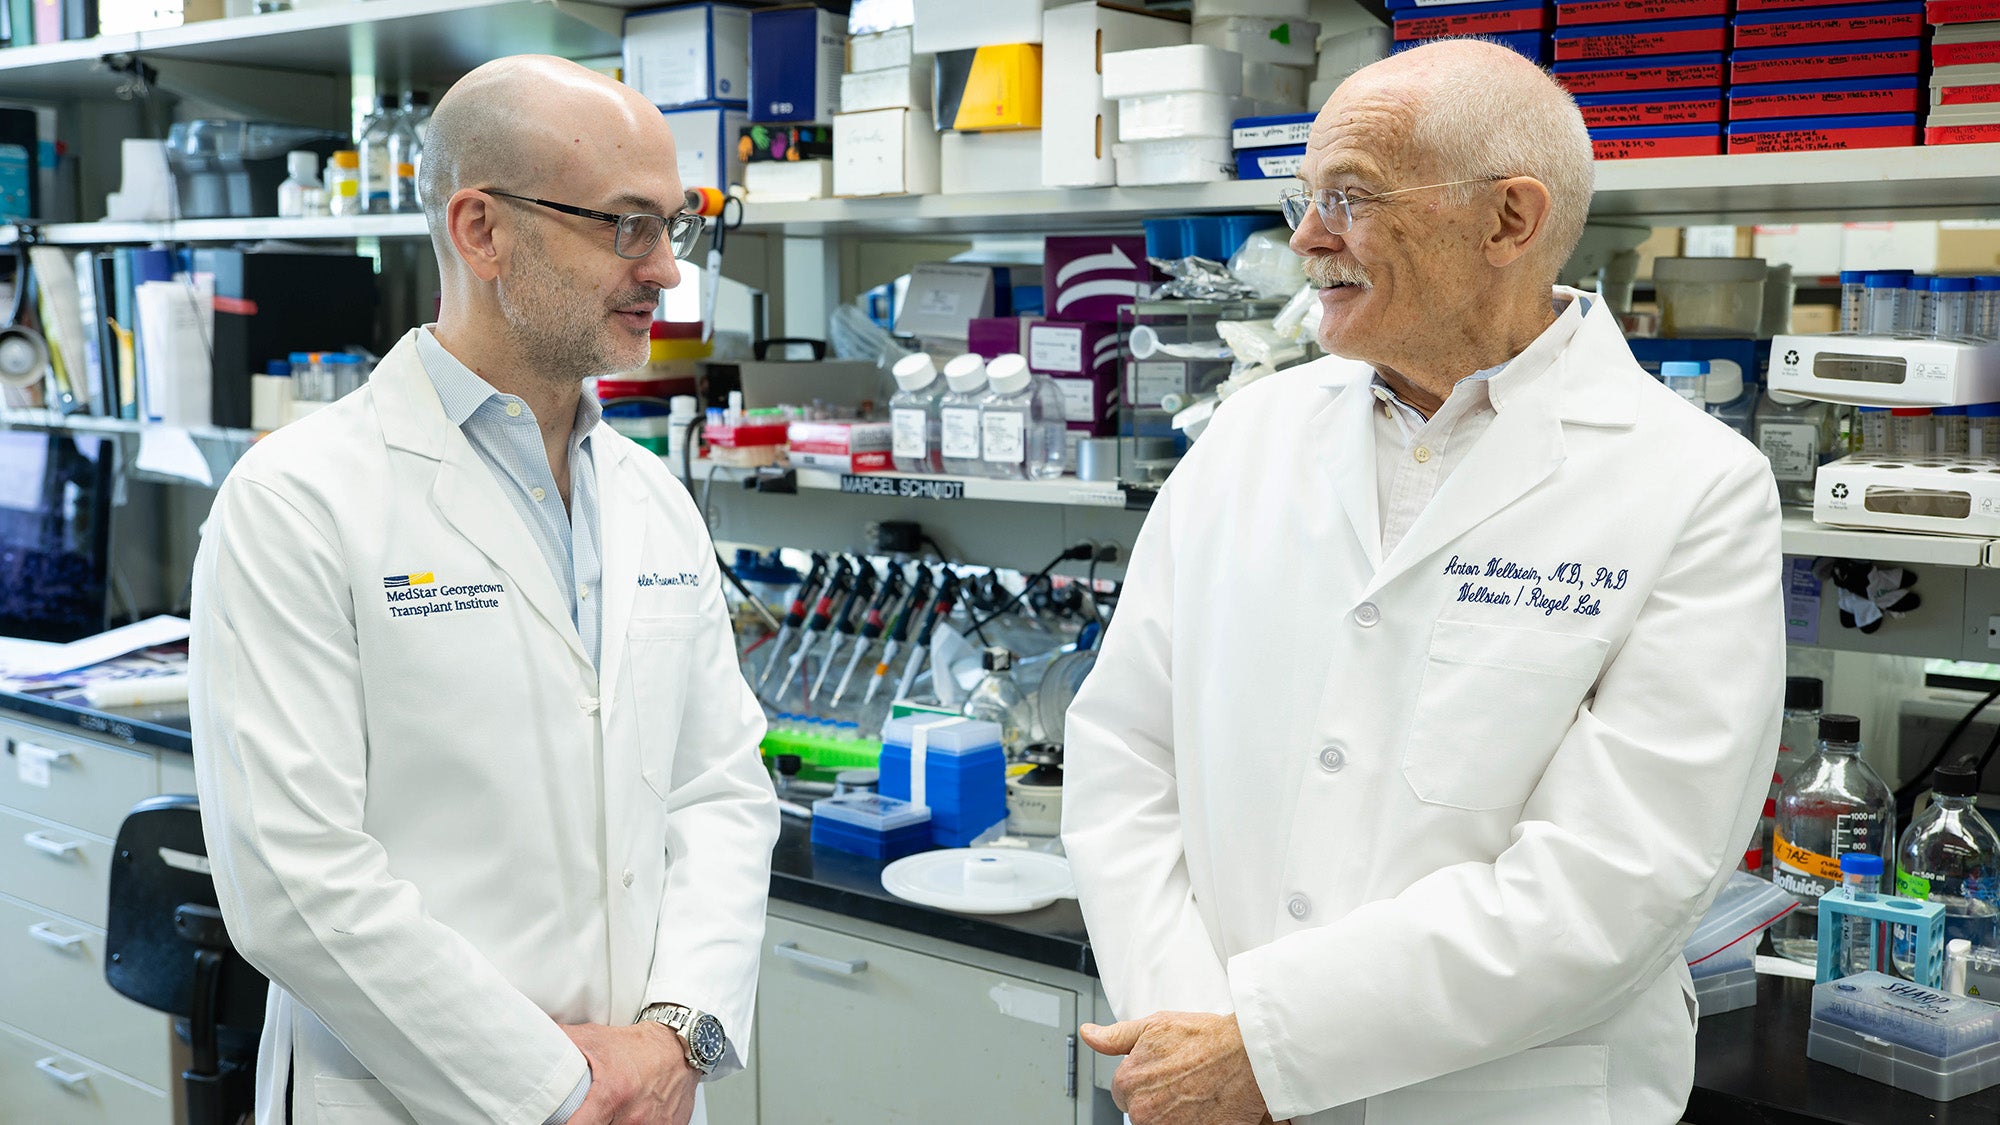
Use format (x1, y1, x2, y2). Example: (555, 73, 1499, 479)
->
(912, 0, 1042, 53)
(1319, 25, 1393, 81)
(1119, 93, 1250, 141)
(1042, 1, 1191, 189)
(842, 64, 931, 113)
(1309, 77, 1339, 108)
(834, 108, 941, 197)
(1193, 15, 1320, 67)
(1194, 0, 1309, 18)
(1244, 61, 1308, 107)
(743, 158, 833, 202)
(850, 26, 916, 72)
(1113, 136, 1236, 185)
(1103, 44, 1245, 99)
(623, 3, 752, 109)
(940, 129, 1044, 194)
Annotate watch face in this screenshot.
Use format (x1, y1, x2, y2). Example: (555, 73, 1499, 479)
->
(691, 1013, 726, 1064)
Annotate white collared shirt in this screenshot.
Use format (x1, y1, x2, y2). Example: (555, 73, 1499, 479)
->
(1371, 295, 1590, 556)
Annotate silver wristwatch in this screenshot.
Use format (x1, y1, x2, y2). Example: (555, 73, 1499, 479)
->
(639, 1003, 727, 1075)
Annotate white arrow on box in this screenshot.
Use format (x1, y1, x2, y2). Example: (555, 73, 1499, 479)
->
(1055, 243, 1136, 287)
(1056, 278, 1147, 315)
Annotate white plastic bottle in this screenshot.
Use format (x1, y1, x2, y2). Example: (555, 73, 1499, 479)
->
(939, 354, 988, 477)
(357, 94, 397, 215)
(889, 353, 946, 474)
(276, 150, 323, 219)
(979, 354, 1037, 480)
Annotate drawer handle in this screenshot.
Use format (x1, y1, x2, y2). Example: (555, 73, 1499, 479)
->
(23, 831, 81, 858)
(34, 1057, 91, 1089)
(772, 941, 868, 975)
(27, 922, 87, 952)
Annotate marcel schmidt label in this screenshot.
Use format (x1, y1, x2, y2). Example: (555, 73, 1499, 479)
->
(840, 474, 966, 501)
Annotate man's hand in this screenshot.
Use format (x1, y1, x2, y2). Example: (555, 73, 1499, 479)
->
(562, 1022, 697, 1125)
(1080, 1012, 1281, 1125)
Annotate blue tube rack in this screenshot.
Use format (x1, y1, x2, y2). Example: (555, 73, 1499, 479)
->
(1816, 891, 1947, 989)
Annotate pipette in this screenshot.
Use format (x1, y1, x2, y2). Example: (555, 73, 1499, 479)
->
(893, 571, 961, 704)
(806, 561, 878, 703)
(829, 563, 911, 707)
(756, 552, 828, 692)
(861, 565, 935, 706)
(778, 557, 854, 695)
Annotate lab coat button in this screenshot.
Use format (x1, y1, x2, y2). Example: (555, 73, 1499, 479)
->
(1287, 895, 1311, 920)
(1318, 746, 1345, 773)
(580, 696, 599, 715)
(1354, 603, 1380, 627)
(621, 870, 634, 888)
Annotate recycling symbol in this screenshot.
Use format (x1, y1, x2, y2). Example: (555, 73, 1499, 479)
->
(1831, 483, 1849, 499)
(1784, 349, 1800, 366)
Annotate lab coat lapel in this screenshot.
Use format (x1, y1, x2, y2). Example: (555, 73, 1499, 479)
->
(1313, 370, 1386, 575)
(593, 439, 649, 712)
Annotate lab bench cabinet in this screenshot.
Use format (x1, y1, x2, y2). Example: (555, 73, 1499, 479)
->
(0, 713, 193, 1124)
(714, 905, 1118, 1125)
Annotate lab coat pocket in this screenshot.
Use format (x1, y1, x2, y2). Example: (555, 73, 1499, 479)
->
(1362, 1044, 1610, 1125)
(1401, 620, 1609, 812)
(629, 614, 703, 800)
(312, 1075, 416, 1123)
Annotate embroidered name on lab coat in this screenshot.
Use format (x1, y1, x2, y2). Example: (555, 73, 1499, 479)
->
(1443, 554, 1628, 618)
(382, 578, 508, 618)
(638, 571, 698, 588)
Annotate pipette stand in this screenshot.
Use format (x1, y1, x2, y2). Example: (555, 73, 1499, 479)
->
(1816, 893, 1946, 989)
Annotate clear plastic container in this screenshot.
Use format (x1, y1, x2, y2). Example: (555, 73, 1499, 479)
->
(1932, 276, 1977, 341)
(1653, 256, 1767, 339)
(1761, 262, 1795, 338)
(1970, 403, 2000, 459)
(1808, 1017, 2000, 1102)
(276, 150, 322, 219)
(1688, 870, 1798, 973)
(1840, 270, 1867, 335)
(1756, 394, 1836, 507)
(1937, 405, 1972, 456)
(1892, 761, 2000, 978)
(1696, 966, 1759, 1018)
(1977, 277, 2000, 342)
(1812, 971, 2000, 1058)
(326, 150, 361, 217)
(978, 354, 1065, 481)
(1858, 406, 1892, 457)
(1865, 272, 1910, 336)
(889, 353, 946, 474)
(1757, 677, 1825, 872)
(1774, 714, 1898, 968)
(357, 94, 396, 215)
(1842, 852, 1887, 977)
(1890, 408, 1934, 456)
(938, 354, 989, 476)
(1661, 359, 1708, 406)
(1907, 275, 1935, 341)
(388, 99, 422, 214)
(962, 647, 1032, 758)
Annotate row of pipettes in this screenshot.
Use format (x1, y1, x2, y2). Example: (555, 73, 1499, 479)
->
(753, 553, 963, 709)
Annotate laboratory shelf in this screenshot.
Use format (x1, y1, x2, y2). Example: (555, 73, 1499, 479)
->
(1780, 511, 1994, 569)
(1, 213, 431, 247)
(685, 459, 1137, 510)
(0, 408, 262, 445)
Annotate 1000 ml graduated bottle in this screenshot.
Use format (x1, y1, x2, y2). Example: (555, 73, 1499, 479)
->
(1772, 714, 1896, 966)
(1892, 760, 2000, 977)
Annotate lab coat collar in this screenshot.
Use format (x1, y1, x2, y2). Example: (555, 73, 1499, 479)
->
(370, 332, 592, 670)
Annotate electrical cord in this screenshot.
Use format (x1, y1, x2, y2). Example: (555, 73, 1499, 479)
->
(964, 544, 1094, 642)
(672, 411, 781, 634)
(1893, 681, 2000, 817)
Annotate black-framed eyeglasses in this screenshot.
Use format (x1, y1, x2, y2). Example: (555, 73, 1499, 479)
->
(482, 189, 705, 260)
(1279, 177, 1507, 235)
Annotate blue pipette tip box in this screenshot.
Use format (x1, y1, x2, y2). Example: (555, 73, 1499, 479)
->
(810, 793, 933, 861)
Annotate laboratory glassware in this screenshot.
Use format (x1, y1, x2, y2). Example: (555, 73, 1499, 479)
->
(939, 355, 989, 477)
(1841, 852, 1886, 977)
(1773, 714, 1896, 967)
(1892, 761, 2000, 978)
(889, 353, 946, 474)
(963, 646, 1032, 758)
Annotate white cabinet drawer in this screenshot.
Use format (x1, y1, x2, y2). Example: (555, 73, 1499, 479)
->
(0, 805, 113, 929)
(0, 732, 158, 838)
(0, 893, 174, 1090)
(0, 1017, 169, 1125)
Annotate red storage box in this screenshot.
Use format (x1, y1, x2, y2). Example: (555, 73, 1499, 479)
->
(1555, 0, 1731, 26)
(1393, 0, 1550, 40)
(1725, 113, 1920, 153)
(1733, 3, 1926, 48)
(1592, 124, 1726, 158)
(1554, 17, 1728, 60)
(1930, 0, 2000, 23)
(1554, 53, 1726, 93)
(1728, 77, 1923, 119)
(1730, 39, 1922, 83)
(1574, 90, 1725, 127)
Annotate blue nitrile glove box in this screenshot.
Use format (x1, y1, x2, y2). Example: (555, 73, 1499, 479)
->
(880, 715, 1007, 848)
(811, 793, 933, 860)
(748, 4, 847, 124)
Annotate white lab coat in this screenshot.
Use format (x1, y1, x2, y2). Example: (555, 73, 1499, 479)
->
(1063, 290, 1783, 1125)
(191, 330, 780, 1125)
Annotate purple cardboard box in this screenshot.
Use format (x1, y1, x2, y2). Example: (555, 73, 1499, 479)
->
(968, 317, 1028, 360)
(1043, 236, 1156, 321)
(1029, 320, 1121, 431)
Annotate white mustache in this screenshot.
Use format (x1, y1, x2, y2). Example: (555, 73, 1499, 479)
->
(1302, 257, 1372, 290)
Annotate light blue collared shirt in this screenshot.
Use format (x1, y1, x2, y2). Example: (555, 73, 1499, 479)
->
(416, 327, 604, 669)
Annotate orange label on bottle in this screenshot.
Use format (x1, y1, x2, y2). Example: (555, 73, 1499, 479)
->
(1773, 828, 1842, 882)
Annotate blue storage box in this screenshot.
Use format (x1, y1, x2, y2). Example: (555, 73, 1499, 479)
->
(811, 793, 932, 860)
(880, 715, 1006, 847)
(1236, 144, 1304, 179)
(748, 4, 847, 124)
(1232, 113, 1314, 150)
(1143, 214, 1281, 261)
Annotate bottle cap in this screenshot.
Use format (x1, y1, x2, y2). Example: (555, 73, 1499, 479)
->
(1840, 270, 1867, 285)
(669, 395, 698, 417)
(775, 754, 802, 776)
(1967, 403, 2000, 418)
(1659, 360, 1709, 377)
(405, 90, 431, 108)
(982, 646, 1014, 672)
(1977, 276, 2000, 292)
(1864, 272, 1906, 288)
(1839, 852, 1884, 877)
(331, 150, 360, 169)
(1933, 759, 1982, 798)
(987, 354, 1031, 395)
(893, 353, 939, 392)
(1820, 713, 1861, 743)
(1932, 276, 1977, 293)
(1907, 275, 1933, 291)
(1889, 407, 1931, 417)
(286, 150, 319, 180)
(943, 353, 988, 394)
(1937, 405, 1968, 417)
(1785, 676, 1823, 711)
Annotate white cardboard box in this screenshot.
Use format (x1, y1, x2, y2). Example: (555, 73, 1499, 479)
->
(1244, 63, 1307, 108)
(1102, 44, 1243, 99)
(744, 159, 834, 202)
(834, 108, 941, 197)
(623, 4, 752, 109)
(1194, 0, 1308, 17)
(1042, 1, 1191, 188)
(850, 26, 917, 71)
(912, 0, 1044, 53)
(842, 64, 932, 113)
(940, 129, 1044, 194)
(661, 105, 749, 190)
(1192, 15, 1318, 67)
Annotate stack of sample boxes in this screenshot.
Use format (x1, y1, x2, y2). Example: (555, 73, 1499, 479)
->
(1101, 44, 1248, 185)
(622, 2, 751, 191)
(914, 0, 1044, 194)
(1726, 0, 1924, 153)
(740, 3, 846, 201)
(1926, 0, 2000, 145)
(1041, 2, 1189, 189)
(1554, 0, 1729, 158)
(1391, 0, 1554, 64)
(833, 8, 938, 197)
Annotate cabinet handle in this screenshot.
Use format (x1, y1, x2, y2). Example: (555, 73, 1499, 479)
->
(34, 1057, 91, 1089)
(27, 922, 86, 952)
(772, 941, 868, 975)
(22, 831, 81, 858)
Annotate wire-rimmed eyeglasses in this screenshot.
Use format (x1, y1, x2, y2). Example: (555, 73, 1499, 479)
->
(1279, 177, 1507, 235)
(482, 189, 705, 260)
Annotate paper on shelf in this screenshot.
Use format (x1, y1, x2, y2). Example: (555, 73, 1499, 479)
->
(0, 615, 191, 678)
(136, 427, 214, 487)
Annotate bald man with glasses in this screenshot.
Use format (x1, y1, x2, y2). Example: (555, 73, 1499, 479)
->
(192, 54, 778, 1125)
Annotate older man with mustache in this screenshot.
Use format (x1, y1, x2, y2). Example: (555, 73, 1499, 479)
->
(1063, 37, 1783, 1125)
